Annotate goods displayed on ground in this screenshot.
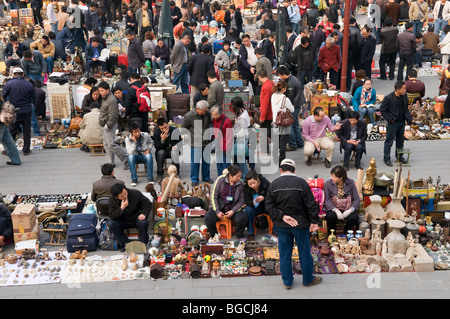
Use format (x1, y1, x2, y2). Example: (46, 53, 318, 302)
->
(1, 158, 450, 287)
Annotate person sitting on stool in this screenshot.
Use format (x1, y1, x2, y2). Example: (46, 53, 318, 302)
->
(125, 122, 154, 186)
(204, 165, 248, 239)
(108, 183, 152, 251)
(85, 38, 106, 77)
(336, 110, 368, 171)
(323, 165, 360, 234)
(152, 117, 181, 184)
(91, 163, 125, 202)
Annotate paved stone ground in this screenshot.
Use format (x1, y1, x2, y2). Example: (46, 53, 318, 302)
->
(0, 22, 449, 300)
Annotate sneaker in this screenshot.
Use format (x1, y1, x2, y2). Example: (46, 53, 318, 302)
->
(131, 180, 138, 187)
(303, 276, 322, 287)
(192, 182, 199, 187)
(147, 178, 154, 183)
(325, 159, 331, 168)
(384, 159, 393, 167)
(305, 156, 312, 166)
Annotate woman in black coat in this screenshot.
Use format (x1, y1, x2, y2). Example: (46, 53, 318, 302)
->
(244, 171, 271, 240)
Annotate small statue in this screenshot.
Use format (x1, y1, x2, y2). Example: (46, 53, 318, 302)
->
(161, 165, 186, 198)
(363, 158, 377, 195)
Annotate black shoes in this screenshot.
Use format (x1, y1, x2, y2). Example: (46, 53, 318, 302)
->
(203, 179, 214, 184)
(398, 157, 408, 164)
(6, 162, 20, 166)
(384, 159, 393, 167)
(305, 156, 312, 166)
(325, 159, 331, 168)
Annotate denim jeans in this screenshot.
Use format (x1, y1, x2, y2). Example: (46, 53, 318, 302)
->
(173, 64, 189, 94)
(127, 153, 154, 182)
(384, 121, 405, 162)
(412, 20, 423, 35)
(298, 70, 313, 87)
(245, 205, 265, 235)
(51, 22, 58, 37)
(359, 107, 375, 124)
(190, 146, 210, 183)
(289, 107, 303, 149)
(277, 226, 314, 287)
(31, 105, 40, 136)
(128, 66, 141, 75)
(152, 59, 166, 74)
(343, 142, 364, 168)
(27, 74, 43, 83)
(290, 22, 300, 34)
(434, 18, 448, 36)
(45, 57, 54, 74)
(216, 150, 231, 177)
(0, 123, 21, 165)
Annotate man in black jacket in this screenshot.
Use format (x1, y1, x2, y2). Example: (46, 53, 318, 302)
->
(379, 17, 399, 80)
(265, 158, 321, 289)
(293, 36, 315, 86)
(336, 111, 368, 170)
(125, 73, 150, 132)
(224, 5, 243, 36)
(107, 183, 152, 251)
(170, 1, 182, 27)
(380, 81, 412, 166)
(4, 35, 26, 71)
(360, 26, 376, 78)
(153, 117, 181, 183)
(187, 43, 214, 106)
(277, 65, 304, 151)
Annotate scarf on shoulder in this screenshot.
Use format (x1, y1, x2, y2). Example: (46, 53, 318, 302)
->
(360, 87, 372, 106)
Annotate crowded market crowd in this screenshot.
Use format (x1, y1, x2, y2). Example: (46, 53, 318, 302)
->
(0, 0, 448, 289)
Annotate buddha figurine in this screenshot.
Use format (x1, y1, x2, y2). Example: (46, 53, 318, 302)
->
(363, 158, 377, 195)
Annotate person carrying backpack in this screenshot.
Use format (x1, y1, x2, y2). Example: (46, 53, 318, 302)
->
(124, 73, 151, 133)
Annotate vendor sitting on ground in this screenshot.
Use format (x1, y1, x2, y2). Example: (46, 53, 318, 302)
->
(323, 165, 360, 234)
(125, 122, 154, 187)
(0, 204, 13, 248)
(81, 85, 102, 114)
(78, 101, 103, 152)
(204, 165, 248, 239)
(91, 163, 125, 202)
(108, 183, 152, 251)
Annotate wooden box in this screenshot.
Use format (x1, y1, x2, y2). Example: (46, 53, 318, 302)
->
(14, 221, 40, 243)
(11, 203, 36, 233)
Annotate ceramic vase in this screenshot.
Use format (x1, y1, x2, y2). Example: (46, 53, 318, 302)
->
(365, 195, 385, 221)
(371, 218, 386, 235)
(385, 195, 406, 216)
(359, 221, 371, 234)
(347, 230, 354, 241)
(385, 219, 406, 242)
(328, 229, 337, 244)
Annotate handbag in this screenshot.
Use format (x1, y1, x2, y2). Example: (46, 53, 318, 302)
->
(275, 96, 294, 127)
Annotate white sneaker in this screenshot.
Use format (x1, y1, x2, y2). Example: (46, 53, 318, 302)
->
(131, 181, 138, 187)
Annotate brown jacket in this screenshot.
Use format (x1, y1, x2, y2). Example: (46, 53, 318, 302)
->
(385, 1, 401, 25)
(30, 40, 55, 59)
(423, 31, 441, 54)
(91, 175, 125, 202)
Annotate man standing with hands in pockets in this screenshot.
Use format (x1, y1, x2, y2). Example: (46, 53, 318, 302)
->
(265, 159, 322, 290)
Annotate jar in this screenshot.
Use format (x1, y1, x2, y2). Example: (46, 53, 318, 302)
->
(355, 230, 363, 239)
(347, 230, 354, 241)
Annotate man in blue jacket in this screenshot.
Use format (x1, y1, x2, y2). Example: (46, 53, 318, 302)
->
(85, 38, 106, 77)
(2, 68, 37, 156)
(4, 35, 26, 71)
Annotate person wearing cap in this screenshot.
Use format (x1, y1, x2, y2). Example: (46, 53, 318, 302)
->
(187, 42, 214, 106)
(323, 165, 360, 234)
(2, 67, 37, 157)
(4, 35, 27, 72)
(265, 158, 322, 289)
(20, 50, 46, 83)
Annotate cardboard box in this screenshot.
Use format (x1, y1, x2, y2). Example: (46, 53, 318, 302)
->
(15, 239, 38, 255)
(11, 204, 36, 233)
(14, 221, 40, 243)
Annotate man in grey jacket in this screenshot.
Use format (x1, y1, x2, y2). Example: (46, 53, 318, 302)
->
(126, 30, 146, 74)
(181, 100, 213, 186)
(98, 81, 129, 170)
(170, 34, 191, 94)
(20, 50, 46, 82)
(397, 22, 417, 81)
(207, 70, 224, 107)
(125, 122, 154, 186)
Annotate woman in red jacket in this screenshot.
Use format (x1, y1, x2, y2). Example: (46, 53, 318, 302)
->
(257, 69, 275, 155)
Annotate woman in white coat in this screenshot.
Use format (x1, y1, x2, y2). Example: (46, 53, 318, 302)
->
(271, 81, 294, 166)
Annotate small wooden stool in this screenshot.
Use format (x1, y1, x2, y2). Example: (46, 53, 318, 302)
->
(396, 148, 411, 167)
(89, 144, 105, 156)
(253, 213, 273, 235)
(136, 163, 147, 177)
(311, 149, 324, 164)
(216, 218, 236, 239)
